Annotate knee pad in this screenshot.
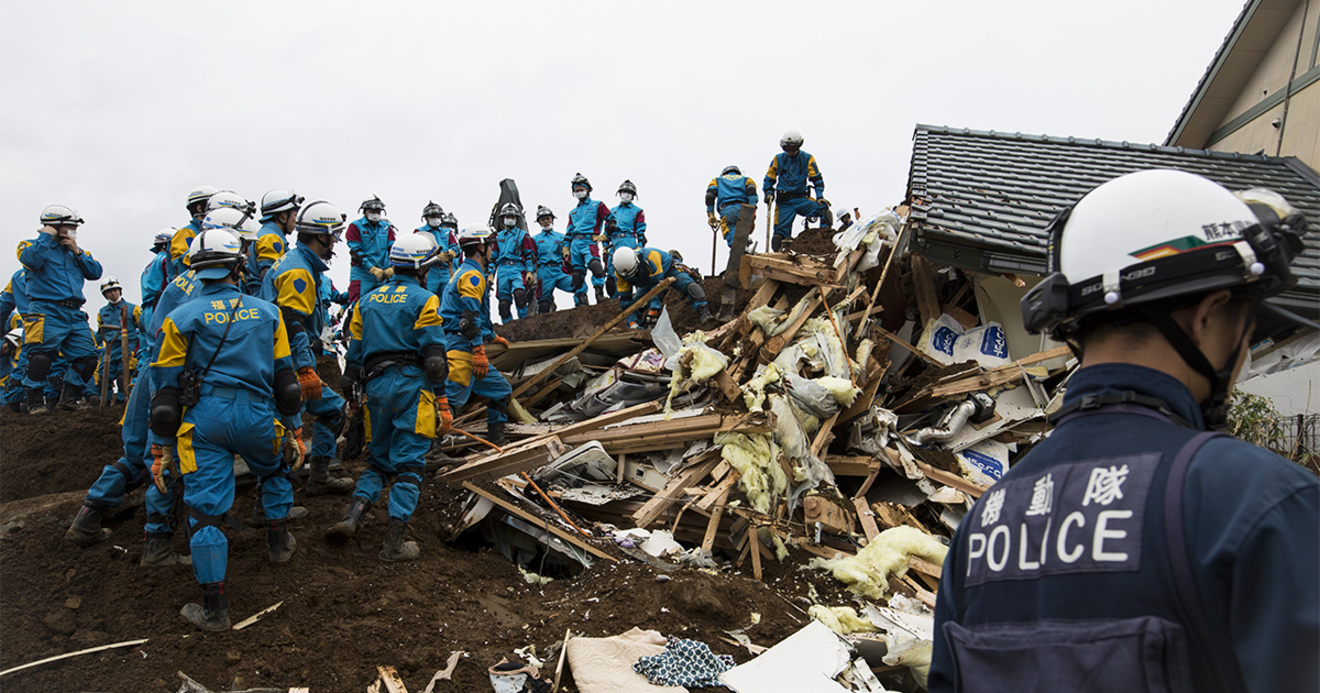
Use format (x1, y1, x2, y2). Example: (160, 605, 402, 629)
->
(588, 259, 604, 277)
(571, 272, 584, 291)
(686, 282, 706, 302)
(74, 355, 98, 380)
(498, 299, 512, 318)
(27, 351, 54, 382)
(538, 300, 553, 314)
(513, 289, 527, 308)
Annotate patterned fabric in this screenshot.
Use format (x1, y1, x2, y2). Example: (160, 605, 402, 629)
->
(632, 638, 734, 688)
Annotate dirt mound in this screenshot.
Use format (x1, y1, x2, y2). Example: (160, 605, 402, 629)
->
(0, 408, 854, 693)
(781, 225, 838, 256)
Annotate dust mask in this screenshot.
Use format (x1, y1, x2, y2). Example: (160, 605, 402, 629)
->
(426, 216, 443, 227)
(573, 190, 588, 200)
(619, 193, 634, 204)
(503, 218, 517, 228)
(366, 212, 383, 223)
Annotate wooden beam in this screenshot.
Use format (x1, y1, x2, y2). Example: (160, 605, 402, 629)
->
(858, 224, 907, 334)
(510, 276, 676, 399)
(760, 292, 825, 361)
(910, 254, 940, 327)
(443, 437, 565, 485)
(915, 459, 987, 498)
(854, 496, 880, 542)
(462, 482, 617, 562)
(700, 493, 727, 553)
(696, 471, 740, 512)
(809, 412, 840, 457)
(824, 455, 879, 477)
(631, 452, 723, 528)
(874, 324, 944, 367)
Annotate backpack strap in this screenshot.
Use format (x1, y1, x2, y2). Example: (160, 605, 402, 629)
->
(1164, 430, 1239, 693)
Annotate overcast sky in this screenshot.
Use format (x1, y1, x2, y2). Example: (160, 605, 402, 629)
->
(1, 0, 1247, 319)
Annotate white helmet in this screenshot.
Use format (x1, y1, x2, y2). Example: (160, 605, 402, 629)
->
(202, 206, 261, 242)
(154, 228, 176, 249)
(3, 328, 21, 350)
(295, 200, 346, 240)
(100, 277, 123, 295)
(260, 189, 303, 217)
(780, 130, 804, 148)
(613, 246, 638, 276)
(456, 225, 495, 250)
(188, 228, 245, 280)
(390, 233, 439, 269)
(207, 190, 256, 215)
(40, 204, 84, 227)
(833, 206, 850, 220)
(186, 185, 219, 210)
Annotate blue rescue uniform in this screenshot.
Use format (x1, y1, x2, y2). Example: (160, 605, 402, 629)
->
(415, 225, 461, 293)
(565, 198, 610, 304)
(930, 364, 1320, 693)
(95, 299, 142, 402)
(615, 248, 706, 325)
(167, 220, 202, 278)
(492, 225, 536, 321)
(532, 228, 572, 311)
(152, 282, 296, 586)
(346, 217, 397, 302)
(139, 250, 169, 329)
(605, 201, 647, 291)
(440, 258, 511, 427)
(763, 150, 826, 243)
(245, 219, 289, 295)
(707, 173, 758, 247)
(344, 275, 448, 521)
(19, 232, 103, 396)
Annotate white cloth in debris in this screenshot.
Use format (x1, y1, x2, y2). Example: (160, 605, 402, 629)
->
(566, 627, 687, 693)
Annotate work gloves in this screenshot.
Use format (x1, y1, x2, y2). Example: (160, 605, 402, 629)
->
(436, 395, 453, 435)
(150, 444, 175, 493)
(369, 267, 395, 281)
(491, 335, 510, 348)
(591, 234, 607, 243)
(561, 247, 570, 260)
(707, 212, 718, 229)
(284, 427, 306, 472)
(436, 250, 455, 262)
(297, 366, 322, 400)
(764, 192, 774, 205)
(472, 345, 489, 379)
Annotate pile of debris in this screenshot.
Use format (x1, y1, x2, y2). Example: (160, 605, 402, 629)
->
(426, 208, 1075, 691)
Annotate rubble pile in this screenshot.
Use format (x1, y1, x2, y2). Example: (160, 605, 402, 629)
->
(424, 209, 1078, 690)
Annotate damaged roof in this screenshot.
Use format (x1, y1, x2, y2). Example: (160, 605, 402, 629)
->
(904, 123, 1320, 315)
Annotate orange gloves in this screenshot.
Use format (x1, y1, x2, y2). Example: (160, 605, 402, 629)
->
(472, 345, 489, 379)
(150, 444, 175, 493)
(285, 427, 307, 472)
(436, 395, 453, 435)
(297, 367, 322, 400)
(491, 335, 510, 348)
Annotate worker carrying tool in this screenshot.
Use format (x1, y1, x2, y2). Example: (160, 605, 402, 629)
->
(328, 233, 452, 562)
(531, 206, 573, 314)
(613, 246, 711, 328)
(149, 228, 305, 631)
(261, 201, 356, 496)
(564, 173, 610, 306)
(439, 226, 513, 444)
(345, 195, 397, 303)
(762, 130, 830, 251)
(706, 165, 758, 248)
(492, 203, 537, 322)
(930, 170, 1320, 693)
(19, 204, 102, 413)
(95, 277, 141, 403)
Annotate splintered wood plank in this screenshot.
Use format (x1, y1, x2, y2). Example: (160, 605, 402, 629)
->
(700, 489, 730, 552)
(713, 369, 741, 402)
(854, 497, 880, 542)
(760, 292, 825, 361)
(462, 482, 617, 562)
(809, 412, 840, 457)
(695, 471, 740, 512)
(749, 524, 763, 580)
(631, 452, 723, 528)
(441, 436, 565, 485)
(874, 325, 944, 367)
(910, 254, 940, 327)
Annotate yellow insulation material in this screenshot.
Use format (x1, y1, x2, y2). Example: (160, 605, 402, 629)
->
(811, 526, 948, 599)
(714, 431, 786, 515)
(808, 605, 879, 635)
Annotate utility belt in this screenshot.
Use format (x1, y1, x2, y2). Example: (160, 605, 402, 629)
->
(498, 259, 525, 267)
(363, 350, 421, 381)
(200, 384, 263, 403)
(718, 202, 748, 212)
(46, 298, 84, 309)
(568, 232, 595, 240)
(540, 261, 563, 268)
(775, 190, 808, 202)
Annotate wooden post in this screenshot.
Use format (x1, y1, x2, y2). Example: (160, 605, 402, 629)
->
(119, 304, 131, 402)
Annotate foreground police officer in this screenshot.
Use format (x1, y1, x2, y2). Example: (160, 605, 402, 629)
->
(328, 234, 452, 560)
(930, 170, 1319, 692)
(150, 229, 303, 631)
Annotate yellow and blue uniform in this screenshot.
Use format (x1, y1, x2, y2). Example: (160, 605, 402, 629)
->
(616, 247, 707, 325)
(565, 198, 611, 304)
(245, 219, 289, 295)
(440, 258, 511, 426)
(532, 228, 573, 312)
(605, 201, 647, 290)
(167, 220, 201, 278)
(19, 231, 103, 397)
(706, 173, 759, 246)
(139, 249, 169, 329)
(152, 282, 295, 586)
(415, 224, 461, 293)
(345, 216, 397, 303)
(344, 275, 447, 521)
(492, 225, 536, 321)
(95, 299, 142, 402)
(763, 150, 826, 243)
(261, 243, 345, 460)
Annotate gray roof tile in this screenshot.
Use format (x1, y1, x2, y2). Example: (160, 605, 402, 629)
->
(905, 124, 1320, 314)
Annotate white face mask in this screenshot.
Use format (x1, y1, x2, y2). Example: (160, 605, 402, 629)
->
(573, 190, 588, 200)
(619, 192, 634, 203)
(426, 217, 443, 227)
(539, 220, 554, 230)
(503, 218, 517, 228)
(366, 211, 383, 222)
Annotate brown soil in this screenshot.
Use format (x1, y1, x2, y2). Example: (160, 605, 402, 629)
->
(780, 225, 838, 256)
(0, 407, 863, 693)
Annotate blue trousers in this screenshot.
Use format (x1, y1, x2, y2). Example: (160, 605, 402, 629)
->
(719, 205, 749, 247)
(22, 301, 97, 391)
(568, 236, 603, 302)
(495, 263, 529, 319)
(773, 197, 828, 241)
(303, 384, 345, 459)
(445, 360, 511, 426)
(625, 268, 705, 325)
(536, 265, 574, 305)
(355, 368, 434, 521)
(178, 394, 292, 585)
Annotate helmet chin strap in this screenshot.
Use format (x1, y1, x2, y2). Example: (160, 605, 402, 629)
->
(1146, 306, 1253, 431)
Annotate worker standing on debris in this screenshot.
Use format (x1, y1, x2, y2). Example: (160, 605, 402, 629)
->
(763, 130, 829, 251)
(613, 246, 711, 327)
(531, 206, 572, 313)
(492, 203, 537, 322)
(327, 234, 452, 561)
(565, 173, 610, 306)
(139, 229, 174, 330)
(94, 277, 141, 403)
(440, 226, 513, 444)
(931, 170, 1319, 693)
(415, 202, 460, 291)
(706, 165, 758, 247)
(345, 196, 397, 304)
(261, 201, 356, 496)
(18, 205, 102, 414)
(167, 186, 218, 278)
(246, 189, 302, 292)
(150, 228, 303, 631)
(605, 180, 647, 294)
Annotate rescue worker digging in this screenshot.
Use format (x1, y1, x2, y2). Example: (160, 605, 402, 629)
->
(930, 170, 1319, 693)
(613, 246, 711, 328)
(149, 228, 304, 631)
(327, 233, 453, 561)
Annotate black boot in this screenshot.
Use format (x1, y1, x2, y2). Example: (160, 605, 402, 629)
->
(249, 499, 308, 527)
(85, 393, 101, 407)
(267, 519, 297, 563)
(538, 300, 553, 314)
(594, 285, 607, 304)
(486, 421, 507, 447)
(696, 304, 713, 323)
(574, 292, 588, 307)
(498, 298, 513, 323)
(380, 519, 419, 562)
(771, 235, 785, 252)
(305, 456, 355, 495)
(26, 388, 48, 415)
(57, 382, 85, 410)
(65, 503, 112, 546)
(326, 497, 371, 543)
(181, 581, 230, 632)
(141, 531, 191, 567)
